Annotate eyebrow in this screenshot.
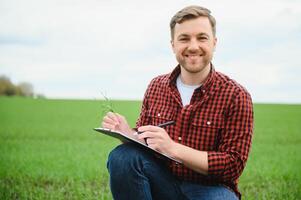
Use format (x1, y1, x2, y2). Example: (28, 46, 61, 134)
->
(177, 32, 210, 39)
(197, 33, 210, 37)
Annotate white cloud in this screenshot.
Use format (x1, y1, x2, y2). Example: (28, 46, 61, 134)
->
(0, 0, 300, 103)
(215, 38, 301, 103)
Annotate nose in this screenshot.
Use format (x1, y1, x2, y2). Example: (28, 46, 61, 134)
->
(187, 38, 199, 51)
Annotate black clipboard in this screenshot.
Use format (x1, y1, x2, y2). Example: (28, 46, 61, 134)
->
(93, 127, 182, 163)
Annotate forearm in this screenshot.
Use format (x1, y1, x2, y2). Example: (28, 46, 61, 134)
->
(170, 143, 245, 181)
(170, 142, 208, 175)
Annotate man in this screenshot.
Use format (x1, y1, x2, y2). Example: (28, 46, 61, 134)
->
(102, 5, 253, 200)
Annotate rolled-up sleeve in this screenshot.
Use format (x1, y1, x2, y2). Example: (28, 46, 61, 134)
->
(208, 88, 254, 181)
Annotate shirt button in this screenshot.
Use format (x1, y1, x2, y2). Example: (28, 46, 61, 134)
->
(202, 89, 206, 93)
(178, 137, 182, 141)
(157, 113, 161, 117)
(207, 121, 211, 125)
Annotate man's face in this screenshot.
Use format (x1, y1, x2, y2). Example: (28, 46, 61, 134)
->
(171, 16, 217, 74)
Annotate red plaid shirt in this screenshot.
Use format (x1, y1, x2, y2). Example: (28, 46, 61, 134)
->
(136, 65, 254, 199)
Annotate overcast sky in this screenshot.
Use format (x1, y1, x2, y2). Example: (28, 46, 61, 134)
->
(0, 0, 300, 103)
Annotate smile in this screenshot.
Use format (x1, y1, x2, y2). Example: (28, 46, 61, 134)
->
(184, 54, 202, 58)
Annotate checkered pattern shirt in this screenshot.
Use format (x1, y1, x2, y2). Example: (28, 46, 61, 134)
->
(136, 65, 254, 199)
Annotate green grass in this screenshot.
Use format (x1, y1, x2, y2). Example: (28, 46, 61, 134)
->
(0, 97, 141, 199)
(240, 104, 301, 199)
(0, 97, 300, 199)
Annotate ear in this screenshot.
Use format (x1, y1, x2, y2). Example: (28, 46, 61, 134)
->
(170, 40, 176, 53)
(213, 37, 217, 51)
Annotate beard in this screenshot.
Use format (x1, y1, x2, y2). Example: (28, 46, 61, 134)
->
(176, 54, 211, 74)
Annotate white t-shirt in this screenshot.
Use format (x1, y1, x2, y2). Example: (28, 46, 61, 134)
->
(176, 76, 201, 106)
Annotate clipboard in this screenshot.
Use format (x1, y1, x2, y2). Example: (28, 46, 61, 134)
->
(93, 127, 182, 163)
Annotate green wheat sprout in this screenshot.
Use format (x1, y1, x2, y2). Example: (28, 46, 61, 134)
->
(100, 92, 114, 116)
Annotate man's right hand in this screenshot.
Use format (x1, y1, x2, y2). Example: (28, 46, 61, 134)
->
(102, 112, 134, 135)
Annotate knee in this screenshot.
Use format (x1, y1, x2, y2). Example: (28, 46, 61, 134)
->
(107, 143, 144, 174)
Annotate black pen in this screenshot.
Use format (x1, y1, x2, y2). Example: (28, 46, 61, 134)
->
(157, 121, 175, 128)
(138, 121, 175, 145)
(138, 120, 175, 133)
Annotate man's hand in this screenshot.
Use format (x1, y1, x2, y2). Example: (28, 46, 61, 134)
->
(137, 125, 177, 156)
(102, 112, 133, 135)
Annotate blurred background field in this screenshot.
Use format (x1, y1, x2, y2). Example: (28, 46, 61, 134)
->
(0, 97, 300, 199)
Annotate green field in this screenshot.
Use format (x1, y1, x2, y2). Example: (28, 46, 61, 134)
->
(0, 97, 300, 199)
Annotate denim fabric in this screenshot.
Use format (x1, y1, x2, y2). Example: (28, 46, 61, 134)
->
(180, 182, 238, 200)
(107, 143, 238, 200)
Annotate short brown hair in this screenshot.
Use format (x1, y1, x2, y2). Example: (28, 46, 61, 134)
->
(170, 5, 216, 39)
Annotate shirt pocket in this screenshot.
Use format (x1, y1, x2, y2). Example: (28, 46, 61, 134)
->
(190, 115, 224, 151)
(146, 105, 175, 126)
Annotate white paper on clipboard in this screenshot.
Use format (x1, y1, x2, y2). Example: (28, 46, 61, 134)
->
(93, 127, 182, 163)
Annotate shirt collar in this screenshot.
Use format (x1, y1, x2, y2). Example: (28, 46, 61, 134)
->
(168, 63, 216, 91)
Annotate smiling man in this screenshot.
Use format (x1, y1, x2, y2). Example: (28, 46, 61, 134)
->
(102, 5, 253, 200)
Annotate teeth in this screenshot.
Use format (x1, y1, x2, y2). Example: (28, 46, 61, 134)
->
(185, 55, 200, 57)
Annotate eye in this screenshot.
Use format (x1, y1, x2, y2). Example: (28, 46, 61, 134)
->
(178, 37, 189, 42)
(198, 36, 208, 41)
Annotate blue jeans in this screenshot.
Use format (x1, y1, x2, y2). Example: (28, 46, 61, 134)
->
(107, 143, 238, 200)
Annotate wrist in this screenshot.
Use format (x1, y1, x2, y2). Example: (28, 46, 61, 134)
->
(129, 128, 136, 134)
(169, 142, 182, 160)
